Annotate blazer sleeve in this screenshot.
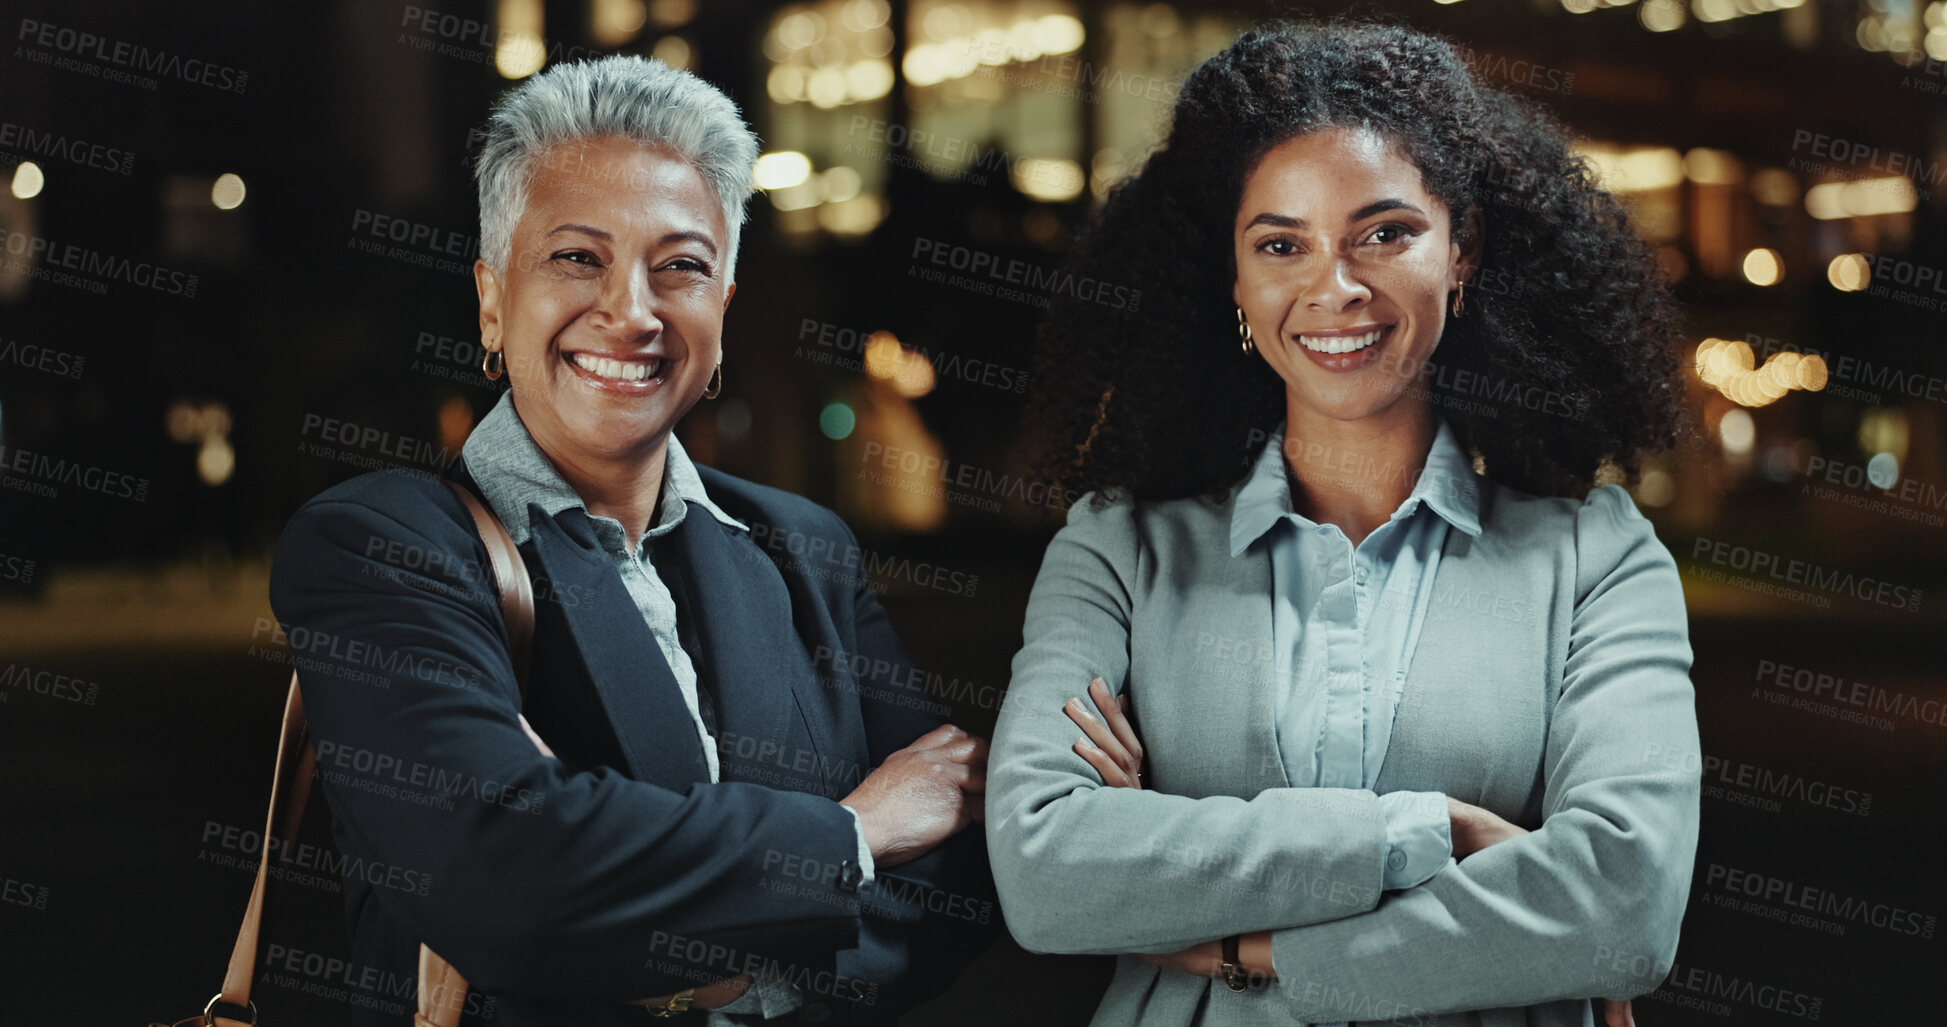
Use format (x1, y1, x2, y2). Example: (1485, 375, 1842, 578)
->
(1263, 484, 1703, 1019)
(828, 514, 1002, 1022)
(268, 482, 868, 1002)
(986, 493, 1394, 956)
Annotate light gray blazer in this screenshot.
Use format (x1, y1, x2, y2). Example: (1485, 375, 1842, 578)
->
(986, 478, 1701, 1027)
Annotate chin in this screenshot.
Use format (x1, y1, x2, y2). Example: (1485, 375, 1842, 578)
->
(1291, 386, 1395, 422)
(560, 404, 673, 455)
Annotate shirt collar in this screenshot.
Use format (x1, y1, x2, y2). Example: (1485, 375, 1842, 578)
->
(1228, 415, 1483, 557)
(459, 391, 747, 547)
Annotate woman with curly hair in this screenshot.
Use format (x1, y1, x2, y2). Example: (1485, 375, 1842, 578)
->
(986, 20, 1700, 1027)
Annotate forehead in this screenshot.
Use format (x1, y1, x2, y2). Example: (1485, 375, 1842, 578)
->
(1239, 126, 1437, 213)
(518, 136, 725, 240)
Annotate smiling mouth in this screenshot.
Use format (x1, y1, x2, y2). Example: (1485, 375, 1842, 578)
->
(1297, 327, 1388, 354)
(566, 352, 665, 383)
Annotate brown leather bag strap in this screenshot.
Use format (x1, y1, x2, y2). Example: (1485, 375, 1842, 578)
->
(415, 479, 536, 1026)
(445, 479, 535, 697)
(214, 674, 308, 1022)
(416, 945, 474, 1027)
(215, 479, 534, 1026)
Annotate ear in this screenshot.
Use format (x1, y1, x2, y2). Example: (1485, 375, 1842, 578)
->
(474, 258, 503, 349)
(722, 281, 737, 311)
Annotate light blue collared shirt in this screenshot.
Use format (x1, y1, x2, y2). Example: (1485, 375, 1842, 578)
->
(1230, 416, 1483, 898)
(462, 393, 870, 1020)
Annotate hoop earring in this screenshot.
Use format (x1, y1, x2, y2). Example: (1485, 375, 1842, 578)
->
(1450, 281, 1466, 319)
(1236, 306, 1255, 355)
(481, 347, 505, 381)
(703, 363, 722, 399)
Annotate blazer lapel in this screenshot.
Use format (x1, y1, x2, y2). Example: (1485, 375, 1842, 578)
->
(657, 508, 849, 798)
(1231, 537, 1292, 795)
(1138, 491, 1290, 798)
(1208, 487, 1292, 795)
(526, 508, 712, 788)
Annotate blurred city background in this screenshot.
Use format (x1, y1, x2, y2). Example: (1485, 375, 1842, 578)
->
(2, 0, 1942, 1021)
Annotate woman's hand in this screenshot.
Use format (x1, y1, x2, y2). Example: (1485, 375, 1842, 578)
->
(1137, 938, 1222, 976)
(839, 724, 987, 867)
(1447, 798, 1633, 1025)
(1063, 677, 1143, 788)
(1136, 933, 1277, 985)
(634, 973, 754, 1013)
(1062, 681, 1277, 984)
(1445, 796, 1529, 857)
(1072, 683, 1619, 1010)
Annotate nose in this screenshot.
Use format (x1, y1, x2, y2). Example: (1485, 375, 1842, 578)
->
(1300, 254, 1372, 314)
(588, 264, 663, 341)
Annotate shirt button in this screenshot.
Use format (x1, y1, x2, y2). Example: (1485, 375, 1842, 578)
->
(1356, 568, 1368, 584)
(1387, 850, 1408, 872)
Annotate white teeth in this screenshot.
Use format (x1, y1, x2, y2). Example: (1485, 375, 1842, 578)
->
(570, 353, 661, 382)
(1298, 328, 1384, 354)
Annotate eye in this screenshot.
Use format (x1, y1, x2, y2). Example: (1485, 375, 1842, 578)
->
(551, 250, 601, 267)
(1256, 237, 1301, 256)
(661, 256, 714, 275)
(1364, 223, 1417, 246)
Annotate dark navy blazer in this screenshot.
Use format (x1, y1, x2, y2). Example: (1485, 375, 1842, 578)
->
(267, 457, 998, 1025)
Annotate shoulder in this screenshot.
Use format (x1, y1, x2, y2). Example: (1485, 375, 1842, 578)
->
(1480, 479, 1678, 592)
(1471, 479, 1681, 604)
(1475, 477, 1645, 546)
(270, 469, 479, 597)
(1052, 487, 1235, 565)
(693, 462, 856, 548)
(1568, 483, 1681, 605)
(689, 463, 897, 616)
(1473, 477, 1580, 542)
(279, 467, 474, 539)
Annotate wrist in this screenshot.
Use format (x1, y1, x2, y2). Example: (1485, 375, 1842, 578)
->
(838, 799, 879, 854)
(1216, 932, 1277, 992)
(690, 973, 753, 1010)
(1218, 936, 1246, 992)
(1239, 932, 1277, 980)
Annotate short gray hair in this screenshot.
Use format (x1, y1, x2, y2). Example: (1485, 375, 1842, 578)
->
(474, 55, 759, 282)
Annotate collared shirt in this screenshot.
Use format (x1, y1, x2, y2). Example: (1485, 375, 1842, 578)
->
(1230, 416, 1483, 902)
(462, 392, 872, 1021)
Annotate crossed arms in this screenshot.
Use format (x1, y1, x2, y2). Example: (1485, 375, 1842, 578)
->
(269, 478, 995, 1015)
(984, 486, 1702, 1018)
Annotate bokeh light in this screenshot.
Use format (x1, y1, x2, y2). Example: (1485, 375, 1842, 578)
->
(820, 402, 857, 440)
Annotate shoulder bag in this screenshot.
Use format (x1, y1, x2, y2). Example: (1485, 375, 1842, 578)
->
(155, 479, 534, 1027)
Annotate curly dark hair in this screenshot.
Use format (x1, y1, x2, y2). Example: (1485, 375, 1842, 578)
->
(1024, 19, 1694, 503)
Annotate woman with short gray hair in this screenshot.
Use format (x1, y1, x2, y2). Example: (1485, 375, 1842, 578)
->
(269, 54, 998, 1026)
(473, 54, 759, 283)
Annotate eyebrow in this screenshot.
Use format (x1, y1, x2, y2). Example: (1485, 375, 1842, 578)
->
(543, 223, 719, 256)
(1244, 199, 1427, 231)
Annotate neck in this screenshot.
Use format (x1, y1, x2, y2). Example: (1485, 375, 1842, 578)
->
(1279, 396, 1438, 548)
(555, 443, 668, 552)
(516, 403, 669, 552)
